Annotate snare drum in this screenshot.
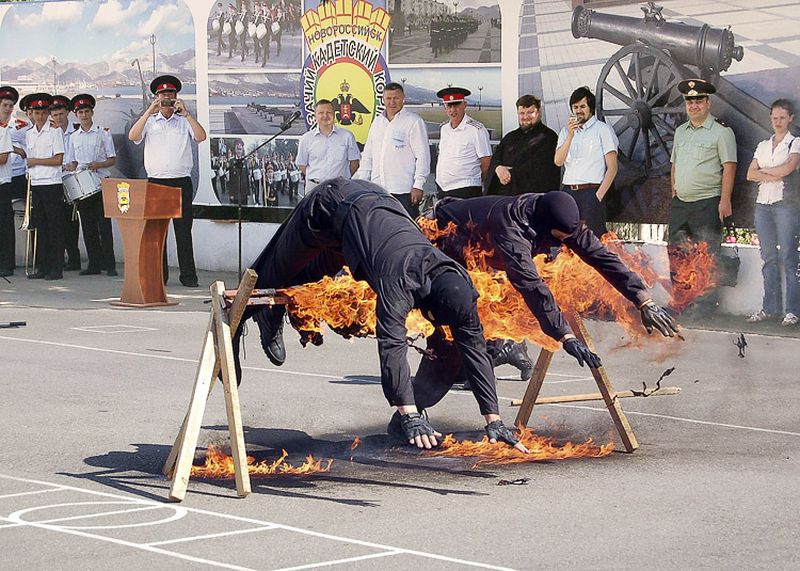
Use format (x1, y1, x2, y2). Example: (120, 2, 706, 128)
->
(62, 169, 102, 204)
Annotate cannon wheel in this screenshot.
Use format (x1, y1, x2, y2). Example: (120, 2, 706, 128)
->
(596, 43, 688, 177)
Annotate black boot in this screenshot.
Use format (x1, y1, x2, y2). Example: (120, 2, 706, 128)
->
(253, 307, 286, 366)
(491, 340, 533, 381)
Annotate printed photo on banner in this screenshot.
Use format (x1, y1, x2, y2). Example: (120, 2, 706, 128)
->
(0, 0, 197, 182)
(387, 0, 500, 65)
(207, 0, 304, 71)
(394, 66, 502, 140)
(210, 136, 303, 209)
(209, 73, 305, 135)
(300, 0, 391, 146)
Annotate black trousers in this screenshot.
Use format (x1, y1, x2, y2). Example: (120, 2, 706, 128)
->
(148, 177, 198, 284)
(31, 184, 65, 276)
(63, 200, 80, 266)
(391, 192, 419, 219)
(563, 184, 607, 237)
(0, 181, 14, 271)
(77, 191, 115, 271)
(435, 185, 482, 200)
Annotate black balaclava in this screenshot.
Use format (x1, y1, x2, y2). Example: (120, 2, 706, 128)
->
(528, 191, 580, 243)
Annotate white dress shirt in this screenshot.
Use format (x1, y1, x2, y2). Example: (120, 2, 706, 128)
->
(132, 112, 198, 178)
(9, 119, 30, 178)
(557, 116, 618, 185)
(355, 107, 430, 194)
(436, 114, 491, 191)
(296, 125, 360, 182)
(0, 126, 13, 185)
(753, 134, 800, 205)
(67, 124, 116, 179)
(26, 121, 65, 186)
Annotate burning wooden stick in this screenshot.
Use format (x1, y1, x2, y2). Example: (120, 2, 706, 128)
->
(509, 386, 681, 406)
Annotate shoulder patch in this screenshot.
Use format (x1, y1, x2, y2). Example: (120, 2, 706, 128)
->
(103, 127, 110, 132)
(439, 120, 448, 127)
(714, 118, 728, 127)
(15, 118, 28, 129)
(465, 118, 484, 129)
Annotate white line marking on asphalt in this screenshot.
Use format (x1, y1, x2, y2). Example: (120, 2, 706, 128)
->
(145, 526, 277, 547)
(70, 325, 158, 333)
(269, 550, 402, 571)
(0, 488, 64, 500)
(550, 404, 800, 437)
(0, 474, 517, 571)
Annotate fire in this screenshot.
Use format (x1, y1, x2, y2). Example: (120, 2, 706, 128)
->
(427, 427, 614, 468)
(191, 444, 333, 479)
(280, 228, 715, 349)
(350, 436, 361, 451)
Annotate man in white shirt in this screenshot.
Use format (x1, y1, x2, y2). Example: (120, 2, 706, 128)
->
(555, 86, 618, 237)
(296, 99, 360, 186)
(65, 94, 118, 277)
(435, 87, 491, 199)
(26, 93, 66, 280)
(355, 82, 430, 217)
(50, 94, 81, 272)
(0, 85, 24, 277)
(128, 75, 207, 287)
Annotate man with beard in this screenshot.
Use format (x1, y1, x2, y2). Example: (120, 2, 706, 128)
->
(555, 86, 618, 237)
(427, 191, 678, 386)
(234, 178, 527, 452)
(486, 94, 560, 196)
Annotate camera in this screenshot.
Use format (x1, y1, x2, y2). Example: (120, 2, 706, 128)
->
(160, 99, 176, 108)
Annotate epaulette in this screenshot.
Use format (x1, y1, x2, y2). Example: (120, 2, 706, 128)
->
(465, 118, 484, 129)
(73, 123, 80, 130)
(103, 127, 110, 132)
(439, 120, 448, 127)
(0, 121, 6, 128)
(15, 118, 28, 129)
(714, 118, 728, 127)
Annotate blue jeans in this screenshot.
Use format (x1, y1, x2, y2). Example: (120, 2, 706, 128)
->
(754, 201, 800, 315)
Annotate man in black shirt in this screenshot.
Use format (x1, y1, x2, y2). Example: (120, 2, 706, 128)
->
(485, 94, 561, 196)
(237, 178, 527, 452)
(428, 192, 678, 371)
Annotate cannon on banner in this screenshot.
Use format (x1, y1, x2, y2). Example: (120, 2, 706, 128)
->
(571, 2, 744, 177)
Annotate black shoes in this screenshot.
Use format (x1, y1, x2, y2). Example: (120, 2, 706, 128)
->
(180, 277, 199, 287)
(0, 269, 12, 278)
(106, 268, 118, 277)
(44, 273, 63, 281)
(253, 308, 286, 366)
(79, 268, 102, 276)
(491, 339, 534, 381)
(27, 271, 46, 279)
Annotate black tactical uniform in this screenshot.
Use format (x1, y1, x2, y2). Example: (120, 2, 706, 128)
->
(240, 178, 501, 416)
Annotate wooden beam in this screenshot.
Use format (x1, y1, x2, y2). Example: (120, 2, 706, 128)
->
(513, 348, 553, 428)
(510, 386, 681, 406)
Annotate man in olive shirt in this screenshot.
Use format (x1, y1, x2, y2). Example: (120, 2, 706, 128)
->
(670, 79, 737, 315)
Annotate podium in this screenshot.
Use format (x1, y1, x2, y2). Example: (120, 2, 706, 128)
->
(102, 179, 181, 307)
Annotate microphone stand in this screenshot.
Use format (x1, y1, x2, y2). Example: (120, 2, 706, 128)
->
(233, 111, 302, 278)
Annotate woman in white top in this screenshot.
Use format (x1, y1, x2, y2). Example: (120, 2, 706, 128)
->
(746, 99, 800, 326)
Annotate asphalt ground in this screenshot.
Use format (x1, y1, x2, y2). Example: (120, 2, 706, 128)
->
(1, 269, 799, 570)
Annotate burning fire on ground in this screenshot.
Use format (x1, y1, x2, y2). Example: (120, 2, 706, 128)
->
(191, 444, 332, 479)
(280, 226, 716, 350)
(427, 427, 614, 468)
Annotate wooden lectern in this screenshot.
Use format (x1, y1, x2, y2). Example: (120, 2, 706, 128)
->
(102, 179, 181, 307)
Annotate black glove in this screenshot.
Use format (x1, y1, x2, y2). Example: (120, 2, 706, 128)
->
(640, 300, 679, 337)
(485, 420, 520, 447)
(400, 412, 438, 442)
(562, 338, 602, 368)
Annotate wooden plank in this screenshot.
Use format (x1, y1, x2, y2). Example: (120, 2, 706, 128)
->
(513, 348, 554, 428)
(212, 282, 251, 498)
(509, 386, 681, 406)
(167, 311, 218, 502)
(567, 314, 639, 453)
(163, 270, 257, 478)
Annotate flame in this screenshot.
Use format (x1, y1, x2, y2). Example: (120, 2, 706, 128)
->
(427, 427, 614, 468)
(191, 444, 332, 479)
(350, 436, 361, 451)
(280, 229, 714, 349)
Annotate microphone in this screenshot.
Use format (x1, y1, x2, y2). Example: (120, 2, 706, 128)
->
(280, 110, 302, 131)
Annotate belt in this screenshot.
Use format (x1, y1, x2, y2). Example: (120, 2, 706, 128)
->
(564, 183, 601, 191)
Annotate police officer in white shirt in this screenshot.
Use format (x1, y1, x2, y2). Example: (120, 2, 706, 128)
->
(435, 87, 491, 199)
(296, 99, 360, 186)
(50, 94, 82, 272)
(65, 94, 117, 276)
(355, 82, 430, 217)
(0, 86, 24, 277)
(26, 93, 66, 280)
(128, 75, 207, 287)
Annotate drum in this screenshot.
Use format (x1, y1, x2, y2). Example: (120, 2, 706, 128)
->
(248, 22, 257, 37)
(235, 20, 245, 35)
(222, 21, 232, 35)
(62, 169, 101, 204)
(290, 170, 301, 183)
(211, 19, 220, 31)
(256, 23, 267, 39)
(271, 21, 281, 35)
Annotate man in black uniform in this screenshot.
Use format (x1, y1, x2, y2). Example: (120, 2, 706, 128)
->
(427, 191, 678, 379)
(237, 178, 527, 452)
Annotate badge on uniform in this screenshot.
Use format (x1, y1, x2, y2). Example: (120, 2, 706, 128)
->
(117, 181, 130, 214)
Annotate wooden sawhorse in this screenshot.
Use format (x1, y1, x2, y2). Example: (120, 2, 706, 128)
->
(162, 269, 289, 502)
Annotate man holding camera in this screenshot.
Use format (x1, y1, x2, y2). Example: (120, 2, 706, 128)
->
(128, 74, 206, 287)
